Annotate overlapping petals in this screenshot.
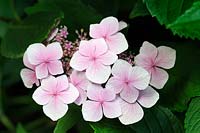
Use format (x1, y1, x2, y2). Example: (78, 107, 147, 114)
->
(82, 84, 121, 122)
(89, 16, 128, 54)
(20, 52, 39, 88)
(32, 75, 79, 121)
(70, 38, 118, 84)
(135, 41, 176, 89)
(70, 70, 89, 105)
(118, 86, 159, 125)
(26, 42, 64, 79)
(106, 59, 150, 103)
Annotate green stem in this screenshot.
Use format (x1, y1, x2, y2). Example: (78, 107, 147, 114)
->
(9, 0, 21, 22)
(0, 114, 15, 132)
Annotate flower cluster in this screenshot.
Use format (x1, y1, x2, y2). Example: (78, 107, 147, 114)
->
(20, 16, 176, 125)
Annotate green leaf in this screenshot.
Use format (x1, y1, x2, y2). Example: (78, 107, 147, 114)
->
(26, 0, 102, 32)
(129, 0, 150, 19)
(90, 106, 183, 133)
(168, 1, 200, 39)
(0, 0, 16, 19)
(16, 123, 27, 133)
(144, 0, 200, 39)
(130, 106, 184, 133)
(0, 21, 8, 38)
(185, 97, 200, 133)
(144, 0, 196, 25)
(159, 41, 200, 112)
(90, 118, 132, 133)
(1, 11, 63, 58)
(54, 105, 82, 133)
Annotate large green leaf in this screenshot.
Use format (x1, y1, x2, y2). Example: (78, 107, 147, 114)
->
(159, 41, 200, 112)
(144, 0, 200, 40)
(90, 106, 183, 133)
(168, 2, 200, 39)
(1, 11, 63, 58)
(184, 97, 200, 133)
(54, 105, 82, 133)
(130, 106, 183, 133)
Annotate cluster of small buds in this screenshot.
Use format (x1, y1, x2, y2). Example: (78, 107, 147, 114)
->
(119, 51, 135, 65)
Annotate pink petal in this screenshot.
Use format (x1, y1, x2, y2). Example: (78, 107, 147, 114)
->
(130, 66, 150, 90)
(26, 43, 46, 65)
(118, 99, 144, 125)
(70, 51, 90, 71)
(102, 100, 121, 118)
(100, 16, 119, 36)
(139, 41, 158, 59)
(70, 70, 89, 90)
(106, 33, 128, 54)
(56, 75, 69, 91)
(20, 68, 39, 88)
(118, 21, 127, 31)
(134, 54, 153, 71)
(79, 40, 95, 57)
(58, 83, 79, 104)
(101, 89, 116, 101)
(43, 98, 68, 121)
(92, 38, 108, 56)
(86, 62, 111, 84)
(120, 87, 139, 103)
(150, 67, 169, 89)
(137, 86, 159, 108)
(106, 77, 124, 94)
(111, 59, 133, 78)
(32, 86, 51, 105)
(35, 63, 48, 79)
(99, 51, 118, 65)
(87, 84, 103, 101)
(74, 88, 87, 105)
(41, 76, 57, 92)
(89, 24, 103, 38)
(46, 42, 63, 60)
(23, 52, 35, 69)
(47, 60, 64, 75)
(155, 46, 176, 69)
(82, 101, 103, 122)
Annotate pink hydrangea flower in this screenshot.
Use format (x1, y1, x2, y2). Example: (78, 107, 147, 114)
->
(32, 75, 79, 121)
(70, 38, 118, 84)
(118, 86, 159, 125)
(106, 59, 150, 103)
(70, 70, 89, 105)
(135, 41, 176, 89)
(82, 83, 121, 122)
(26, 42, 64, 79)
(20, 52, 39, 88)
(89, 16, 128, 54)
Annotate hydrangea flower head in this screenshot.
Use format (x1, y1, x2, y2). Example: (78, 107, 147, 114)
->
(82, 83, 121, 122)
(106, 59, 150, 103)
(135, 41, 176, 89)
(32, 75, 79, 121)
(26, 42, 64, 79)
(89, 16, 128, 54)
(70, 38, 118, 84)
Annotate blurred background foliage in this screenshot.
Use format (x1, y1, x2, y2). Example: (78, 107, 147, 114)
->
(0, 0, 200, 132)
